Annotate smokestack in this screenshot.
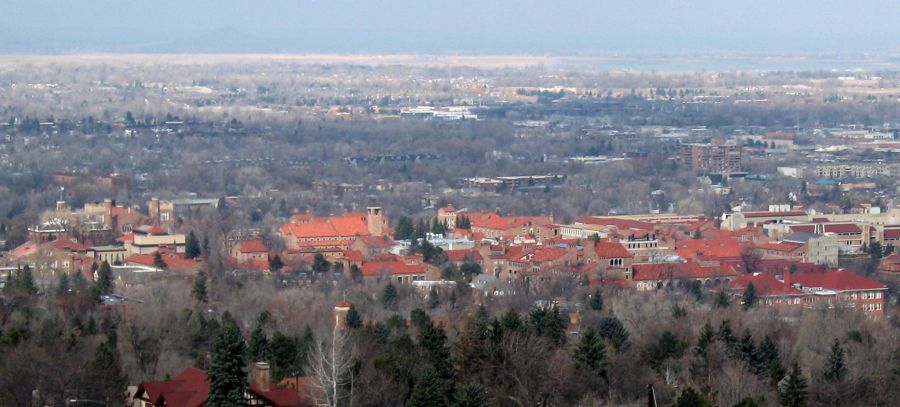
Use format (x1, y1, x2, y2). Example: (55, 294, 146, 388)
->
(784, 266, 792, 287)
(252, 362, 272, 391)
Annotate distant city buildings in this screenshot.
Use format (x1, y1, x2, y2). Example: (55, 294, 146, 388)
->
(677, 140, 742, 174)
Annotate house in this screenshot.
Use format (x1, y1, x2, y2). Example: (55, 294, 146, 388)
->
(5, 237, 92, 274)
(132, 364, 306, 407)
(280, 207, 388, 251)
(232, 240, 269, 263)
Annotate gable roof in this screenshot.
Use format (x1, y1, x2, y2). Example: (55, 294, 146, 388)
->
(281, 213, 370, 239)
(593, 241, 632, 258)
(728, 273, 804, 297)
(236, 240, 268, 253)
(792, 270, 886, 291)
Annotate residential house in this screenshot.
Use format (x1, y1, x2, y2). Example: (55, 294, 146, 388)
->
(132, 364, 305, 407)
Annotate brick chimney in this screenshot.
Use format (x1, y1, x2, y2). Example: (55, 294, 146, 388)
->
(149, 197, 160, 225)
(102, 199, 114, 227)
(783, 266, 792, 287)
(252, 362, 272, 391)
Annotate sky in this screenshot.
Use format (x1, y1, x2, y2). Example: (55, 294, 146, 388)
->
(2, 0, 900, 53)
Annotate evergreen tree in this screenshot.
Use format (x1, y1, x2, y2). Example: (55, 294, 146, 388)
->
(56, 272, 71, 296)
(733, 397, 762, 407)
(691, 322, 717, 385)
(91, 261, 114, 300)
(207, 314, 248, 407)
(312, 253, 331, 273)
(247, 317, 272, 362)
(756, 335, 785, 385)
(382, 283, 398, 309)
(454, 306, 489, 382)
(185, 231, 201, 259)
(529, 305, 567, 346)
(345, 304, 363, 329)
(152, 251, 167, 270)
(452, 383, 491, 407)
(822, 338, 848, 382)
(674, 387, 715, 407)
(192, 270, 208, 303)
(499, 309, 522, 333)
(597, 316, 631, 353)
(588, 289, 603, 311)
(742, 282, 758, 311)
(779, 362, 809, 407)
(268, 255, 284, 272)
(395, 216, 416, 240)
(349, 264, 362, 282)
(573, 327, 608, 378)
(407, 368, 445, 407)
(86, 331, 127, 406)
(715, 290, 730, 308)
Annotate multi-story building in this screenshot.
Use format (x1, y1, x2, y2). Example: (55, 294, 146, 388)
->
(280, 207, 388, 251)
(813, 163, 896, 179)
(677, 140, 742, 174)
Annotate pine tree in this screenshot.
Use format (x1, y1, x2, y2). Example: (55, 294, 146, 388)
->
(382, 283, 398, 309)
(822, 338, 848, 382)
(268, 254, 284, 272)
(207, 314, 248, 407)
(756, 335, 785, 385)
(418, 322, 454, 381)
(779, 361, 809, 407)
(715, 290, 730, 308)
(407, 368, 445, 407)
(345, 304, 362, 329)
(56, 272, 71, 296)
(691, 322, 717, 385)
(86, 331, 127, 406)
(572, 327, 608, 378)
(454, 306, 489, 382)
(597, 316, 631, 353)
(192, 270, 208, 303)
(452, 382, 491, 407)
(674, 387, 714, 407)
(742, 282, 758, 311)
(185, 231, 201, 259)
(152, 251, 167, 270)
(312, 253, 331, 273)
(529, 305, 567, 346)
(588, 289, 603, 311)
(247, 318, 272, 362)
(91, 261, 114, 300)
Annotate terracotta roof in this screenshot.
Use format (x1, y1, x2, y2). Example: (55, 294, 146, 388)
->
(884, 228, 900, 239)
(756, 242, 804, 252)
(116, 233, 135, 242)
(342, 249, 366, 262)
(466, 212, 553, 231)
(47, 237, 90, 252)
(355, 235, 395, 249)
(236, 240, 268, 253)
(676, 238, 746, 259)
(593, 241, 632, 258)
(740, 210, 807, 218)
(136, 367, 302, 407)
(281, 213, 370, 239)
(446, 249, 481, 263)
(632, 261, 738, 281)
(528, 247, 569, 263)
(360, 260, 427, 276)
(125, 253, 203, 272)
(728, 273, 805, 297)
(792, 270, 886, 291)
(823, 224, 862, 234)
(10, 241, 39, 257)
(789, 225, 816, 234)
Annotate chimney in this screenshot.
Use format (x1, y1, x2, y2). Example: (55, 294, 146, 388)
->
(252, 362, 272, 391)
(149, 197, 160, 225)
(783, 266, 792, 287)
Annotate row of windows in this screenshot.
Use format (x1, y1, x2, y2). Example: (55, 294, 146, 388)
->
(862, 303, 883, 311)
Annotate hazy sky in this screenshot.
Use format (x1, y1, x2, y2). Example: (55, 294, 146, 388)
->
(3, 0, 900, 53)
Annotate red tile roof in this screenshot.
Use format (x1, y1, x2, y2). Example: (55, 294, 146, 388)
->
(282, 213, 370, 239)
(792, 270, 886, 291)
(10, 241, 39, 257)
(789, 225, 815, 234)
(756, 242, 804, 252)
(632, 261, 738, 281)
(740, 210, 807, 218)
(360, 260, 427, 276)
(676, 238, 747, 259)
(728, 273, 805, 297)
(884, 228, 900, 239)
(236, 240, 268, 253)
(136, 367, 302, 407)
(823, 224, 862, 234)
(125, 253, 203, 272)
(47, 237, 90, 252)
(577, 216, 655, 231)
(593, 241, 632, 258)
